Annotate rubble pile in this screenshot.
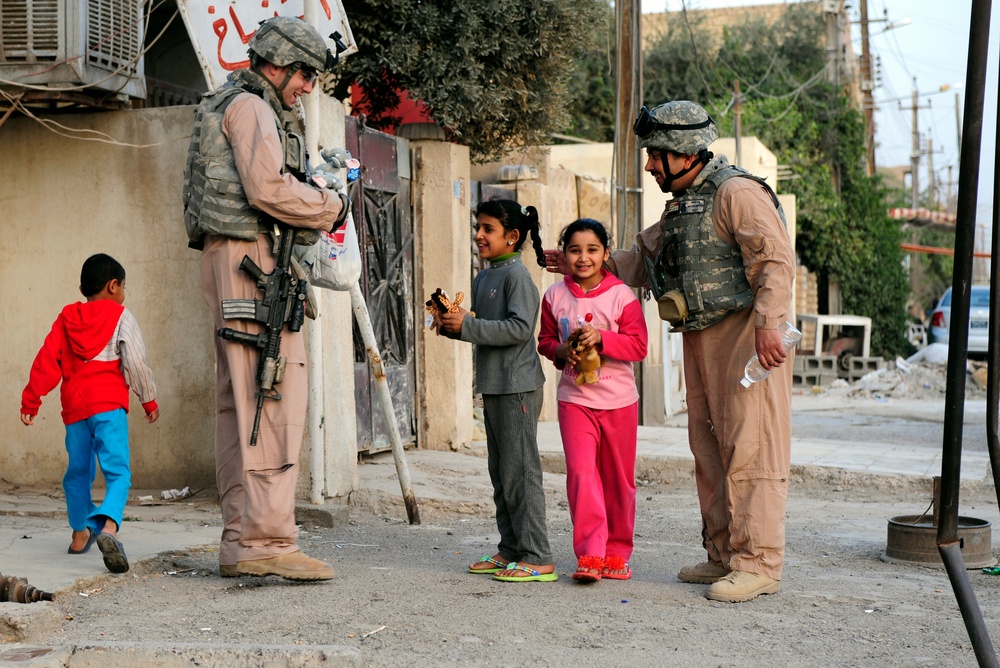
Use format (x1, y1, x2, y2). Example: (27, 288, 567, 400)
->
(844, 360, 989, 400)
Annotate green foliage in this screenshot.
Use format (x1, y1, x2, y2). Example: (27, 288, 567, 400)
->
(336, 0, 606, 162)
(626, 3, 913, 356)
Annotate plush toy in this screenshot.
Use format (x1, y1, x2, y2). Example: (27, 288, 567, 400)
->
(425, 288, 474, 317)
(567, 317, 602, 386)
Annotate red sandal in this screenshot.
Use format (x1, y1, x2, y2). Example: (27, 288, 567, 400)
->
(572, 555, 604, 583)
(602, 555, 632, 580)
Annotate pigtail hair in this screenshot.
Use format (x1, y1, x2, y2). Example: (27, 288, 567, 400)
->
(522, 205, 546, 267)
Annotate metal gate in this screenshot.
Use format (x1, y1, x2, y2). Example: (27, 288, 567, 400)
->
(345, 116, 415, 454)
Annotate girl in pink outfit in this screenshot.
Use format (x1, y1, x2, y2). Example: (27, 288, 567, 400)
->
(538, 219, 648, 583)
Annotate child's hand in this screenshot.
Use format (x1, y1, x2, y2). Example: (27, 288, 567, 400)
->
(556, 341, 580, 365)
(439, 308, 467, 334)
(145, 409, 160, 424)
(576, 324, 602, 349)
(20, 413, 34, 426)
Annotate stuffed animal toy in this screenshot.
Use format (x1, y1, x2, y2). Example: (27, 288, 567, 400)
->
(425, 288, 474, 318)
(567, 325, 602, 386)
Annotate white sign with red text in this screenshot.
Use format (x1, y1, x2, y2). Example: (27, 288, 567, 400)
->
(176, 0, 355, 90)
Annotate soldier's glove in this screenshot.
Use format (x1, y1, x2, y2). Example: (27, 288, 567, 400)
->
(332, 192, 351, 231)
(310, 170, 344, 191)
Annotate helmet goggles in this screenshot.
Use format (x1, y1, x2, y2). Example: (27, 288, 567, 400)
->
(633, 105, 715, 140)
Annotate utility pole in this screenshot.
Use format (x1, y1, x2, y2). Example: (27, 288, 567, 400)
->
(926, 135, 936, 209)
(613, 0, 642, 252)
(859, 0, 875, 175)
(954, 92, 963, 151)
(911, 84, 920, 207)
(733, 79, 743, 167)
(823, 1, 842, 86)
(899, 78, 931, 208)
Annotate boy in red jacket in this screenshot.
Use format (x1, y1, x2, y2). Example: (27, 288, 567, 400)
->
(20, 254, 159, 574)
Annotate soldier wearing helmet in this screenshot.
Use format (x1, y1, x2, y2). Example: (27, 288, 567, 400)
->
(181, 16, 348, 582)
(545, 99, 796, 603)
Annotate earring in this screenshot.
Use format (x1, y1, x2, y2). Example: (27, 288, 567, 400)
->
(507, 241, 513, 246)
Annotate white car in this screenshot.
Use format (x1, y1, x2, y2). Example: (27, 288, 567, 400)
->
(928, 286, 991, 355)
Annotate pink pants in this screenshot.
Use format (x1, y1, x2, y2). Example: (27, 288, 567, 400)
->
(684, 308, 792, 580)
(558, 401, 638, 562)
(201, 234, 307, 565)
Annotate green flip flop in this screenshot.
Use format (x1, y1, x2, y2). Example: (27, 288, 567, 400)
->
(468, 555, 508, 574)
(492, 562, 558, 582)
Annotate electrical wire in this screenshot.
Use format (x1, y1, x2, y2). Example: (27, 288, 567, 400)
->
(0, 87, 190, 149)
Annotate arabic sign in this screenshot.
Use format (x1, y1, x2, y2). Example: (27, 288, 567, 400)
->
(176, 0, 356, 90)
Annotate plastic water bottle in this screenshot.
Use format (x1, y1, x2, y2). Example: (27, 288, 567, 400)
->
(739, 321, 802, 388)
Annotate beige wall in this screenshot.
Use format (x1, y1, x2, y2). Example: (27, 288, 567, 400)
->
(1, 103, 360, 497)
(1, 107, 214, 488)
(412, 140, 474, 451)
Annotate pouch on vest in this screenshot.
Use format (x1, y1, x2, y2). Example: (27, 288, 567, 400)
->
(682, 272, 706, 314)
(657, 289, 688, 324)
(283, 131, 308, 180)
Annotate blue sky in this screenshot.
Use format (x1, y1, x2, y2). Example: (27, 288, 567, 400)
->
(643, 0, 997, 236)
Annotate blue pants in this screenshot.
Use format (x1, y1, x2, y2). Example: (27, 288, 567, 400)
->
(63, 409, 131, 533)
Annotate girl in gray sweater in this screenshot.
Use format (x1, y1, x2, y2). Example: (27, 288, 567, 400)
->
(436, 198, 556, 582)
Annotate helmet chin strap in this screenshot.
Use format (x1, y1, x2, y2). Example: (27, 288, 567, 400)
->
(661, 149, 713, 191)
(255, 63, 297, 108)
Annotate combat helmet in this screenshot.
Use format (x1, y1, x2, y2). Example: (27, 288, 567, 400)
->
(633, 101, 718, 155)
(248, 16, 337, 73)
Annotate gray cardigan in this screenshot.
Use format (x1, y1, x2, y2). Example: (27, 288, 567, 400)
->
(456, 254, 545, 395)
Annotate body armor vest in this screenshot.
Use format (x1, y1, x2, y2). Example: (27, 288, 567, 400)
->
(182, 69, 309, 250)
(645, 158, 786, 331)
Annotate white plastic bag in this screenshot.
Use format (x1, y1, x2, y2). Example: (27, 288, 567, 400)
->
(307, 212, 362, 291)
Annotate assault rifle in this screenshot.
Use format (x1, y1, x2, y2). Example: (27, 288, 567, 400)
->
(217, 221, 308, 446)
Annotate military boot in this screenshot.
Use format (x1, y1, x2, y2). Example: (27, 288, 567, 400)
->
(706, 570, 780, 602)
(237, 550, 335, 581)
(677, 560, 730, 584)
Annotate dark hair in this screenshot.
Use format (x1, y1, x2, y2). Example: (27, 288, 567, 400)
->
(475, 198, 545, 268)
(80, 253, 126, 297)
(558, 218, 612, 252)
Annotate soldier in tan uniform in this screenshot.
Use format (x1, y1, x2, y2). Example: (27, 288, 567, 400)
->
(182, 17, 350, 581)
(546, 100, 795, 602)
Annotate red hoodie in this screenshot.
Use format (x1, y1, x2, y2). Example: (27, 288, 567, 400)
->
(21, 300, 157, 425)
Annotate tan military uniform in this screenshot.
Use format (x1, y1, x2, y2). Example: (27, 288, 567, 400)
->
(608, 170, 795, 580)
(201, 88, 342, 567)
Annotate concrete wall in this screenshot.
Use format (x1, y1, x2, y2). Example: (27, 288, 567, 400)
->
(1, 102, 360, 498)
(412, 140, 474, 451)
(1, 107, 213, 489)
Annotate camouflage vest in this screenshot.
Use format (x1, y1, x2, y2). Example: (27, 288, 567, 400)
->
(645, 158, 786, 331)
(182, 69, 308, 249)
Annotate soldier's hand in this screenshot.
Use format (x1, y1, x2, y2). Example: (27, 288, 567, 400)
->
(310, 170, 343, 191)
(20, 413, 34, 426)
(543, 249, 569, 274)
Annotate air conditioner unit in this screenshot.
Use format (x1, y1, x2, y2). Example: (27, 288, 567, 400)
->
(0, 0, 145, 108)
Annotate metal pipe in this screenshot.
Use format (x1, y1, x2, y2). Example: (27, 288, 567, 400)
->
(350, 282, 421, 525)
(939, 543, 998, 666)
(988, 62, 1000, 508)
(303, 0, 326, 505)
(937, 1, 995, 665)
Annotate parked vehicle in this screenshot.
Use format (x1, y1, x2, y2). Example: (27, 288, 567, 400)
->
(928, 286, 991, 355)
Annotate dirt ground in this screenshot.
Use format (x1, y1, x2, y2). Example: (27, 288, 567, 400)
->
(13, 362, 1000, 667)
(33, 462, 1000, 666)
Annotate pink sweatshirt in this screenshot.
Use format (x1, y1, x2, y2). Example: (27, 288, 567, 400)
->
(538, 270, 648, 410)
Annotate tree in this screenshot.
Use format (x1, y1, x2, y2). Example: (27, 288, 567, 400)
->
(336, 0, 606, 162)
(621, 4, 912, 356)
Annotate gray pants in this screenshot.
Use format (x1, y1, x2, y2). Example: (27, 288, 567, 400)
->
(482, 390, 552, 564)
